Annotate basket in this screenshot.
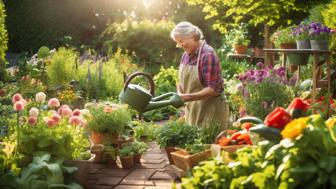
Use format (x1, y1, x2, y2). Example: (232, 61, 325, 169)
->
(170, 149, 212, 171)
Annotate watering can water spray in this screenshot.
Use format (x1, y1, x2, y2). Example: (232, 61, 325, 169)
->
(119, 72, 184, 113)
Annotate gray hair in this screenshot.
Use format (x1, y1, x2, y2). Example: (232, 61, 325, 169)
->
(170, 21, 204, 41)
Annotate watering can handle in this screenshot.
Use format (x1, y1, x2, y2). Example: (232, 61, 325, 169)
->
(152, 92, 175, 101)
(123, 72, 155, 95)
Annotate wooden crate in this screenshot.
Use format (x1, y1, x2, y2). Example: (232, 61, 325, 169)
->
(170, 149, 212, 171)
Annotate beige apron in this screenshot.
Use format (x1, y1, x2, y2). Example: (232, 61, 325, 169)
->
(179, 41, 229, 129)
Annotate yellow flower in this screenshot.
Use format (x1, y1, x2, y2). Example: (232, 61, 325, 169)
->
(326, 117, 336, 129)
(281, 117, 310, 139)
(1, 141, 15, 157)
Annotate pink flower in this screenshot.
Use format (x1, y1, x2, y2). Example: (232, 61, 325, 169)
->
(69, 116, 82, 126)
(48, 98, 60, 108)
(45, 118, 57, 127)
(21, 75, 29, 81)
(12, 93, 23, 104)
(72, 109, 81, 116)
(51, 114, 61, 123)
(57, 105, 70, 114)
(29, 107, 39, 117)
(14, 100, 25, 111)
(49, 110, 57, 114)
(35, 92, 46, 103)
(27, 116, 37, 125)
(60, 107, 72, 117)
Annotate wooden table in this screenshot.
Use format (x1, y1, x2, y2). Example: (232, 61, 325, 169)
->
(227, 54, 264, 64)
(263, 49, 331, 114)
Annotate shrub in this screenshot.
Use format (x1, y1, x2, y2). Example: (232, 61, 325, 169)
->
(101, 20, 179, 73)
(87, 105, 132, 134)
(0, 1, 8, 81)
(46, 48, 78, 87)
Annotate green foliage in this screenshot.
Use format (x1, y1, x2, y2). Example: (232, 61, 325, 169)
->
(185, 0, 318, 33)
(245, 80, 294, 119)
(0, 0, 7, 63)
(87, 106, 131, 134)
(132, 121, 159, 141)
(308, 4, 326, 23)
(131, 141, 148, 155)
(119, 145, 134, 157)
(20, 121, 89, 160)
(184, 144, 211, 154)
(37, 46, 50, 59)
(270, 26, 295, 47)
(156, 120, 199, 148)
(76, 53, 125, 100)
(221, 59, 251, 80)
(227, 23, 250, 46)
(0, 154, 83, 189)
(101, 20, 179, 73)
(154, 66, 178, 95)
(323, 0, 336, 52)
(47, 48, 78, 87)
(199, 120, 222, 144)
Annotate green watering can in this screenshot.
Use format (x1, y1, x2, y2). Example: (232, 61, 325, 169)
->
(119, 72, 184, 113)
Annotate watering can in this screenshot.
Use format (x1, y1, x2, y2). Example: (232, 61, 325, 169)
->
(119, 72, 184, 113)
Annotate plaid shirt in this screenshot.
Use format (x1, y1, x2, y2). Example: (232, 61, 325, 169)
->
(180, 43, 224, 93)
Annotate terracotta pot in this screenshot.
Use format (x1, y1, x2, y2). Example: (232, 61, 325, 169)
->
(165, 146, 177, 164)
(280, 42, 296, 49)
(134, 154, 141, 163)
(107, 155, 117, 167)
(91, 132, 104, 145)
(234, 44, 248, 54)
(120, 156, 134, 169)
(90, 144, 105, 163)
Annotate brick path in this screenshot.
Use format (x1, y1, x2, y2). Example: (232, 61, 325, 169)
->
(78, 142, 180, 189)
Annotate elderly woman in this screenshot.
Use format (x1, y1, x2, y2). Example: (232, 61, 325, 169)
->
(171, 21, 229, 129)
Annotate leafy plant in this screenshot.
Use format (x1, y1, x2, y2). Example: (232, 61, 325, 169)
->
(47, 48, 78, 87)
(270, 26, 296, 47)
(132, 121, 159, 141)
(119, 145, 134, 157)
(156, 120, 199, 148)
(0, 154, 83, 189)
(221, 59, 251, 80)
(153, 66, 178, 95)
(227, 23, 250, 46)
(200, 120, 222, 144)
(0, 0, 7, 81)
(132, 141, 148, 155)
(87, 105, 131, 134)
(184, 144, 211, 154)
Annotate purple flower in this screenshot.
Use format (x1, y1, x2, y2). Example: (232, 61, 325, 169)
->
(256, 62, 265, 69)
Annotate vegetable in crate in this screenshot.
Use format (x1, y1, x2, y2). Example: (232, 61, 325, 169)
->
(286, 97, 309, 118)
(264, 107, 291, 129)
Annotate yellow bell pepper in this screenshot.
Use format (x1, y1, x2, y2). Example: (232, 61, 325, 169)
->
(281, 117, 310, 139)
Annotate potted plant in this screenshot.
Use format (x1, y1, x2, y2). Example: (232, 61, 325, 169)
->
(309, 22, 335, 50)
(133, 121, 159, 142)
(156, 120, 199, 164)
(170, 144, 212, 171)
(132, 141, 148, 163)
(87, 104, 132, 145)
(293, 22, 311, 49)
(271, 26, 296, 49)
(119, 145, 135, 169)
(90, 144, 105, 163)
(229, 23, 250, 54)
(104, 144, 117, 166)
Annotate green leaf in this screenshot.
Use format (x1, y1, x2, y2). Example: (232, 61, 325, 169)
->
(45, 163, 64, 184)
(48, 182, 83, 189)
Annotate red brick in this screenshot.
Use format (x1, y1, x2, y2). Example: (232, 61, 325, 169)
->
(96, 176, 123, 185)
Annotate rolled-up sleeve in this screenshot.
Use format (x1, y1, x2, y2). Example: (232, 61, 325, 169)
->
(199, 52, 223, 93)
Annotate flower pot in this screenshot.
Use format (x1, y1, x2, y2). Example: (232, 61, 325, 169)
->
(234, 44, 248, 54)
(287, 53, 309, 65)
(310, 40, 329, 51)
(165, 146, 177, 164)
(296, 40, 311, 49)
(134, 154, 141, 163)
(91, 132, 104, 145)
(120, 156, 134, 169)
(170, 149, 212, 171)
(90, 144, 105, 163)
(280, 42, 296, 49)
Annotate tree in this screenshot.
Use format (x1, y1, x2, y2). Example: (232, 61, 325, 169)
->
(0, 0, 8, 81)
(185, 0, 328, 33)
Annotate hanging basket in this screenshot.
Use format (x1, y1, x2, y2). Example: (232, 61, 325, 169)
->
(287, 53, 309, 66)
(310, 40, 329, 51)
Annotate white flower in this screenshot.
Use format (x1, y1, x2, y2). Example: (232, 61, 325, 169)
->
(29, 107, 39, 117)
(35, 92, 46, 103)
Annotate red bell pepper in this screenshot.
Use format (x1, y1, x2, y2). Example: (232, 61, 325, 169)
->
(241, 122, 252, 131)
(286, 98, 309, 118)
(230, 132, 242, 141)
(264, 107, 291, 129)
